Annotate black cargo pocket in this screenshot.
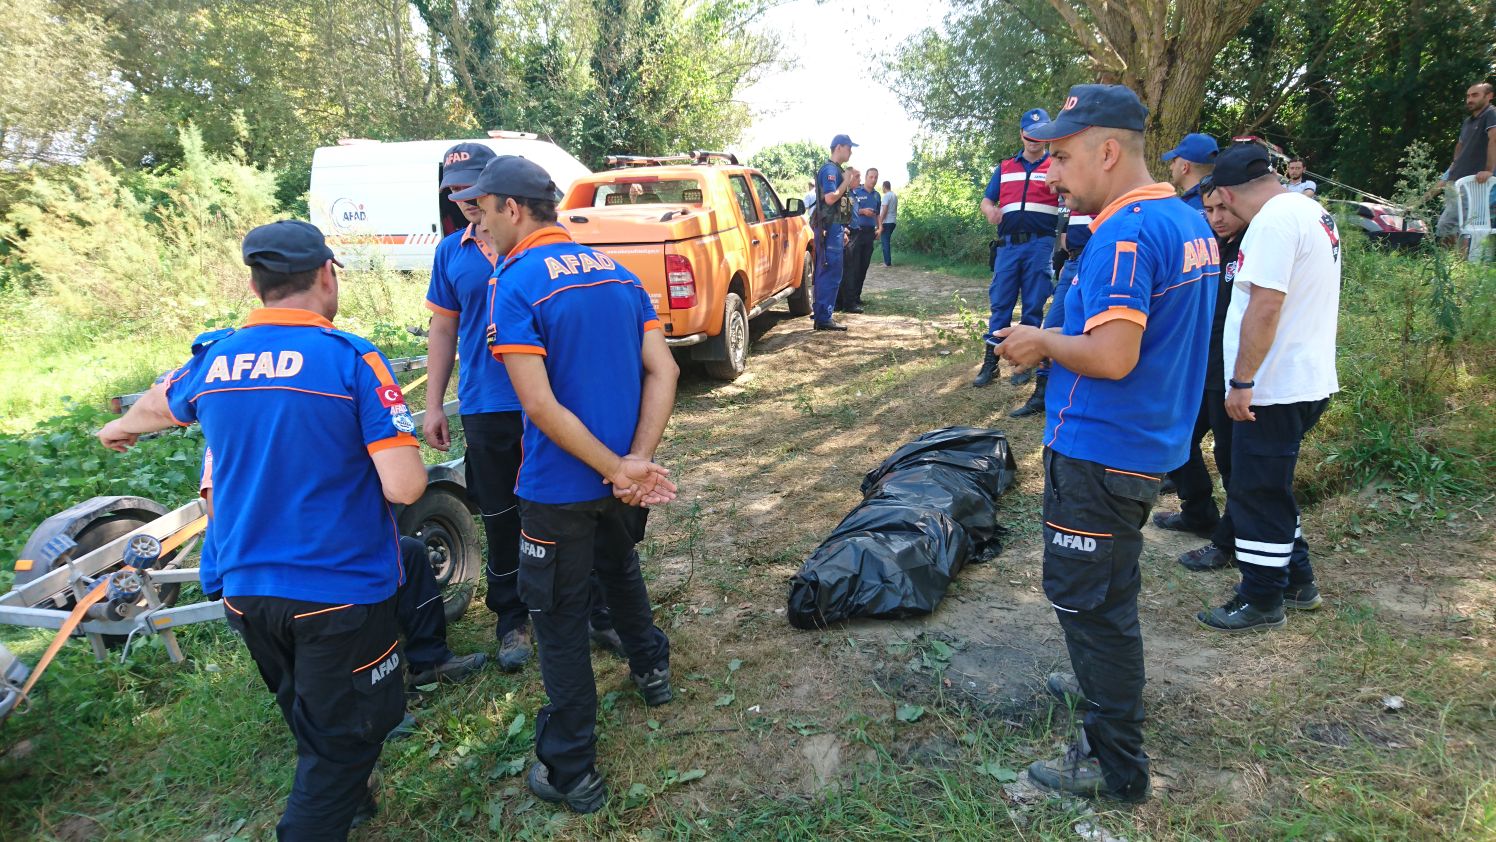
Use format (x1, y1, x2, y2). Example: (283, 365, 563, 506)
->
(517, 531, 557, 612)
(352, 637, 403, 695)
(1041, 522, 1115, 612)
(1101, 468, 1162, 505)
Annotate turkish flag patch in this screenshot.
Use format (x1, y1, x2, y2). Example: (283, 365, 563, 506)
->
(376, 384, 405, 407)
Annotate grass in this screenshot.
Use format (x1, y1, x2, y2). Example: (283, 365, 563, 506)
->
(1, 237, 1493, 840)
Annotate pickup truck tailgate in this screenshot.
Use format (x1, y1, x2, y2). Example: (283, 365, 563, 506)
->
(590, 243, 669, 325)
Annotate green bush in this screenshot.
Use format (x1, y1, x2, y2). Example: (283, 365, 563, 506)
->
(895, 167, 992, 269)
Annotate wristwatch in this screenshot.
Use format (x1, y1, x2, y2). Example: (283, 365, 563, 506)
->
(1229, 378, 1255, 390)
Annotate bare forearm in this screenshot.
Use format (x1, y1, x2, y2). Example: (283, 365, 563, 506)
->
(1038, 328, 1138, 380)
(1233, 296, 1283, 381)
(425, 318, 458, 408)
(121, 382, 180, 433)
(525, 398, 623, 479)
(629, 373, 676, 460)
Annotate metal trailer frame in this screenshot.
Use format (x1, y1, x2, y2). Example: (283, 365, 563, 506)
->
(0, 355, 472, 722)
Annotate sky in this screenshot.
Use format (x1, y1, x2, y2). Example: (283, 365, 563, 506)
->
(734, 0, 951, 189)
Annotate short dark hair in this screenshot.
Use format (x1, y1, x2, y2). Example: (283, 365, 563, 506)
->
(497, 194, 558, 223)
(1474, 81, 1494, 96)
(883, 180, 891, 189)
(1288, 156, 1304, 164)
(250, 265, 320, 302)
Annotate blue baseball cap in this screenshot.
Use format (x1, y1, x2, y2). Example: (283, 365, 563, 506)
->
(439, 142, 497, 189)
(448, 155, 563, 203)
(1023, 84, 1149, 141)
(1161, 133, 1218, 164)
(831, 134, 858, 150)
(1022, 108, 1050, 131)
(242, 220, 342, 273)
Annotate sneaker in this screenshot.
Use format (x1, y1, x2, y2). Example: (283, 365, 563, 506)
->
(1283, 581, 1323, 611)
(1010, 368, 1034, 387)
(1152, 511, 1218, 540)
(1028, 743, 1150, 803)
(407, 651, 487, 687)
(1178, 543, 1234, 572)
(1197, 594, 1286, 633)
(498, 627, 533, 672)
(631, 666, 674, 707)
(527, 761, 607, 814)
(589, 624, 628, 659)
(1044, 672, 1088, 707)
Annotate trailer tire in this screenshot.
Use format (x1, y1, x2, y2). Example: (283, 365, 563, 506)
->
(398, 486, 479, 625)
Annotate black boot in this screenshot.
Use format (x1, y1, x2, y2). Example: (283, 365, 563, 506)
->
(1009, 381, 1045, 417)
(972, 347, 998, 387)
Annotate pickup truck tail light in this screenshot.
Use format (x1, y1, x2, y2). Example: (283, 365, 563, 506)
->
(665, 254, 697, 309)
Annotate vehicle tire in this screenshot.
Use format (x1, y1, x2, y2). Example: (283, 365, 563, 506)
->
(787, 250, 813, 317)
(703, 292, 750, 381)
(398, 486, 479, 625)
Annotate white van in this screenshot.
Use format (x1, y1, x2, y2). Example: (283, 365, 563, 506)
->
(309, 131, 591, 271)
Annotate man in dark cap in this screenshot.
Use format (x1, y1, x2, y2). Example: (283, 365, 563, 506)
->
(811, 134, 858, 331)
(995, 84, 1216, 802)
(423, 143, 626, 671)
(452, 156, 677, 814)
(1161, 132, 1218, 212)
(99, 220, 430, 839)
(1191, 142, 1340, 633)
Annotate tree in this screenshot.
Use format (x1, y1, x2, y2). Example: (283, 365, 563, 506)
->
(1041, 0, 1267, 160)
(750, 139, 826, 197)
(0, 0, 114, 167)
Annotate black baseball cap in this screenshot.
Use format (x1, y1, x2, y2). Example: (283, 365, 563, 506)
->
(242, 220, 342, 273)
(448, 155, 562, 202)
(1206, 143, 1273, 188)
(439, 142, 497, 189)
(1023, 84, 1149, 141)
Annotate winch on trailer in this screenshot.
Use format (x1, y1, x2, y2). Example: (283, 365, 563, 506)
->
(0, 354, 483, 723)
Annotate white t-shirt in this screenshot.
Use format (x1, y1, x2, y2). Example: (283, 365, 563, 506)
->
(1286, 179, 1317, 195)
(882, 190, 898, 223)
(1222, 191, 1341, 404)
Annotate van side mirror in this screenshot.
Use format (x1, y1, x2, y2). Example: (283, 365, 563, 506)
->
(785, 197, 806, 216)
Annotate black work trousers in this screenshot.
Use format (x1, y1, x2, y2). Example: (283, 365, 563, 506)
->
(517, 496, 670, 791)
(463, 411, 614, 636)
(838, 226, 876, 309)
(223, 594, 404, 841)
(1041, 448, 1159, 801)
(1221, 399, 1329, 608)
(1166, 390, 1232, 533)
(397, 536, 453, 673)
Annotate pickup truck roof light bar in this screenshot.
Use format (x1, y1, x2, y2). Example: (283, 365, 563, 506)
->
(605, 154, 694, 168)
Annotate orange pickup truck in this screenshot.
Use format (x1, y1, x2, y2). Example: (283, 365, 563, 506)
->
(557, 153, 813, 379)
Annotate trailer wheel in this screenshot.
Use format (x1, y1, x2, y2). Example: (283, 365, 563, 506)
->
(398, 487, 479, 624)
(17, 509, 183, 611)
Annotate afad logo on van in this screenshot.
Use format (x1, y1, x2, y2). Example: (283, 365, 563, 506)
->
(330, 198, 367, 232)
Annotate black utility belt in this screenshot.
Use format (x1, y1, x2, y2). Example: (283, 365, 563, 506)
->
(997, 233, 1050, 246)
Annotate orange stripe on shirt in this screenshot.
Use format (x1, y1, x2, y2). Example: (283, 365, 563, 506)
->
(360, 351, 396, 386)
(1151, 276, 1203, 298)
(189, 385, 354, 403)
(1088, 183, 1177, 231)
(368, 433, 419, 454)
(643, 318, 661, 332)
(1046, 377, 1082, 449)
(1083, 307, 1147, 334)
(490, 343, 546, 361)
(532, 278, 638, 307)
(425, 300, 460, 318)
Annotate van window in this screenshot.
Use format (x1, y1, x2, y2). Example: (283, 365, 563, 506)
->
(729, 175, 760, 223)
(593, 178, 704, 207)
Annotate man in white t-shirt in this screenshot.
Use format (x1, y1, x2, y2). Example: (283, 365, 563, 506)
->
(1284, 158, 1317, 198)
(1195, 142, 1340, 633)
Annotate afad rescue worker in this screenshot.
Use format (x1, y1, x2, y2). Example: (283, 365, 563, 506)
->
(1193, 142, 1340, 632)
(812, 134, 859, 331)
(1162, 132, 1218, 213)
(1154, 184, 1246, 553)
(98, 221, 426, 839)
(422, 142, 625, 670)
(1008, 192, 1094, 418)
(451, 156, 678, 814)
(996, 85, 1217, 801)
(974, 108, 1061, 388)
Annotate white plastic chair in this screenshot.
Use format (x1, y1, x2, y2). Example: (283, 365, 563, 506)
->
(1453, 175, 1493, 262)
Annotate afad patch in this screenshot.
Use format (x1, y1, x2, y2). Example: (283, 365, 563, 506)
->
(390, 402, 416, 433)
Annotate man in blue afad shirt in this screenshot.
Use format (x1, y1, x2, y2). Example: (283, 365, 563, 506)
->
(452, 156, 678, 815)
(811, 134, 858, 331)
(838, 165, 880, 313)
(997, 85, 1216, 803)
(1161, 132, 1218, 212)
(98, 220, 432, 839)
